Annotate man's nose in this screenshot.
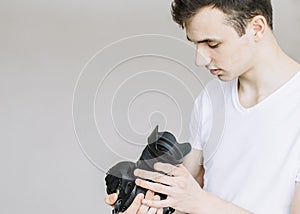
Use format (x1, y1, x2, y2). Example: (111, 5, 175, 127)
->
(195, 46, 211, 66)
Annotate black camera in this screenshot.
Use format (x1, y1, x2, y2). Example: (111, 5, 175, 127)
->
(105, 125, 191, 214)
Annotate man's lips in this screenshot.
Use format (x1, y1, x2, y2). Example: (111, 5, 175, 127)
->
(209, 68, 222, 75)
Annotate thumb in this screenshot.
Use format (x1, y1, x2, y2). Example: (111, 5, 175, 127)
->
(122, 193, 144, 213)
(104, 193, 118, 206)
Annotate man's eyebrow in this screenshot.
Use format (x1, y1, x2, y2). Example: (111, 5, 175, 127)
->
(186, 35, 219, 43)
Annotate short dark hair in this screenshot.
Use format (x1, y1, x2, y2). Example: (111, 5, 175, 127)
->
(171, 0, 273, 36)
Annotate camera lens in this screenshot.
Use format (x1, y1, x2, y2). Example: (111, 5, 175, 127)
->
(105, 125, 191, 214)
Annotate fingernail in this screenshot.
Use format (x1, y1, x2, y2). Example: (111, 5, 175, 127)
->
(134, 169, 139, 176)
(142, 199, 149, 205)
(154, 162, 161, 169)
(135, 179, 141, 185)
(138, 193, 144, 199)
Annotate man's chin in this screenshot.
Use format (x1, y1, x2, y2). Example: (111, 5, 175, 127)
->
(216, 74, 234, 82)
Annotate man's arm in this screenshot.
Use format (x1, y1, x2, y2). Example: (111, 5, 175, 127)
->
(292, 182, 300, 214)
(182, 148, 205, 187)
(174, 148, 204, 214)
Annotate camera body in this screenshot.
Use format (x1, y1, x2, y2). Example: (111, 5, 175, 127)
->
(105, 126, 191, 214)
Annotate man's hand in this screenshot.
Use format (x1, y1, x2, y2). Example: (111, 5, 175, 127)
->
(134, 162, 252, 214)
(104, 190, 163, 214)
(134, 162, 204, 214)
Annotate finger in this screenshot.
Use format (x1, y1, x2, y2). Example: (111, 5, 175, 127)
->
(145, 190, 155, 199)
(104, 193, 118, 205)
(157, 208, 163, 214)
(138, 190, 154, 213)
(154, 194, 164, 214)
(134, 169, 174, 186)
(153, 194, 160, 201)
(136, 179, 172, 196)
(123, 193, 144, 213)
(147, 195, 160, 214)
(142, 198, 171, 209)
(146, 207, 157, 214)
(154, 195, 164, 214)
(153, 162, 182, 176)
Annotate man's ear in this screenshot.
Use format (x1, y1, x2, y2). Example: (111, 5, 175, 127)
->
(250, 15, 267, 41)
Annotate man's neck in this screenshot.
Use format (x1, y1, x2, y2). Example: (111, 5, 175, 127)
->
(237, 39, 300, 108)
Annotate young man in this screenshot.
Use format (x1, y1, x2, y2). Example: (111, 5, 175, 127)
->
(106, 0, 300, 213)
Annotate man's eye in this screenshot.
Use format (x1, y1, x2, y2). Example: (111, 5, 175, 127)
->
(208, 43, 219, 49)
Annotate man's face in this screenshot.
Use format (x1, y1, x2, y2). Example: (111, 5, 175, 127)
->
(185, 6, 256, 81)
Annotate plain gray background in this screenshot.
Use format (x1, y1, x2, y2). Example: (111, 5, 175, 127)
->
(1, 0, 300, 213)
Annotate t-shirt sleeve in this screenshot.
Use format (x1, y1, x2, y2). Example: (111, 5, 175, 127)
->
(188, 89, 213, 150)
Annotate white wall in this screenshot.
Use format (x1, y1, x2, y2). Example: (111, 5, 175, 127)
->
(1, 0, 299, 213)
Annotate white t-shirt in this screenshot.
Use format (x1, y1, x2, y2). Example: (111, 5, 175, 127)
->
(189, 73, 300, 214)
